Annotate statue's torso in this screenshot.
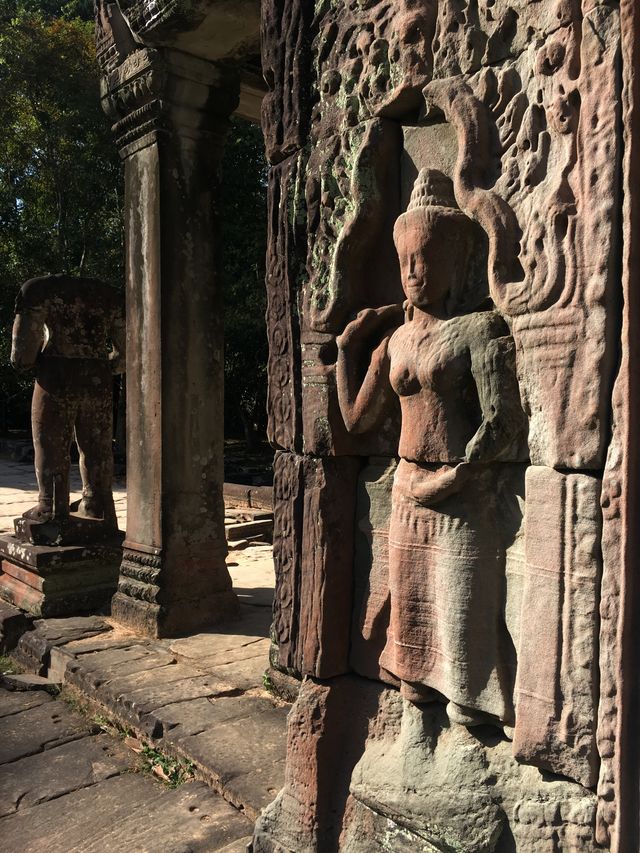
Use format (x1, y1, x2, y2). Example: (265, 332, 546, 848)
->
(388, 312, 495, 463)
(17, 275, 122, 362)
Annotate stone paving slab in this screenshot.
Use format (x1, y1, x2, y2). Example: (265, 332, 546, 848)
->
(0, 686, 52, 717)
(9, 605, 291, 822)
(13, 615, 112, 674)
(1, 773, 252, 853)
(0, 733, 128, 817)
(177, 705, 288, 818)
(0, 685, 254, 852)
(0, 688, 95, 764)
(0, 461, 127, 534)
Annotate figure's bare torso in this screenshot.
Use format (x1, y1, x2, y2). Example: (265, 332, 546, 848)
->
(388, 311, 503, 463)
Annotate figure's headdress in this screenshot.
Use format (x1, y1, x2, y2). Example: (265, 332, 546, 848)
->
(407, 168, 459, 212)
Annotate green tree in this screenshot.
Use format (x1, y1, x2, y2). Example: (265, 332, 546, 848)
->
(0, 7, 123, 430)
(0, 4, 269, 448)
(220, 118, 269, 447)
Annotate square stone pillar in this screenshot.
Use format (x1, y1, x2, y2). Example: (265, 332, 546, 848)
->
(101, 48, 239, 637)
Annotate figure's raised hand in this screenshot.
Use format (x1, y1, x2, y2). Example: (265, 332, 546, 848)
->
(337, 304, 404, 350)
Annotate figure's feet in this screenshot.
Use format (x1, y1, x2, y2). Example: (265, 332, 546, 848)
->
(446, 701, 491, 727)
(70, 496, 117, 528)
(70, 496, 104, 519)
(22, 501, 54, 522)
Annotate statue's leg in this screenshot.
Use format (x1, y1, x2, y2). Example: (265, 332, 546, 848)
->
(26, 379, 74, 521)
(74, 382, 115, 525)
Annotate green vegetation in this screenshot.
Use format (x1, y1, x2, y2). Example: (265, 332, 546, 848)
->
(0, 1, 122, 430)
(0, 2, 270, 444)
(137, 743, 196, 788)
(61, 689, 195, 788)
(0, 654, 20, 674)
(220, 119, 268, 446)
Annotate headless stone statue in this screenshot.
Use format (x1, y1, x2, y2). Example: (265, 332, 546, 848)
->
(11, 274, 125, 538)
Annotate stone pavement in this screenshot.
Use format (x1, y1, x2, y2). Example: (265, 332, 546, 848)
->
(0, 460, 127, 534)
(2, 602, 290, 824)
(0, 681, 254, 852)
(0, 455, 288, 847)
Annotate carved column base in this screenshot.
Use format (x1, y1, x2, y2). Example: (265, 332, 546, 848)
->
(112, 543, 239, 638)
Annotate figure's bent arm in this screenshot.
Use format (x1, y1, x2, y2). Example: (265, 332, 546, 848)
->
(11, 310, 45, 372)
(336, 305, 402, 434)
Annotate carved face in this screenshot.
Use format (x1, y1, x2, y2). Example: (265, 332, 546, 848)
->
(394, 208, 475, 313)
(395, 215, 448, 310)
(389, 11, 435, 84)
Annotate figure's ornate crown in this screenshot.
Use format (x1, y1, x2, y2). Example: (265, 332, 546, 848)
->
(407, 168, 458, 212)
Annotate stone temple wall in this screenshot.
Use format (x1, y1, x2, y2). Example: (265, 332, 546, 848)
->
(256, 1, 639, 851)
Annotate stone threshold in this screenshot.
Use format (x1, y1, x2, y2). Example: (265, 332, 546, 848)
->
(0, 601, 294, 824)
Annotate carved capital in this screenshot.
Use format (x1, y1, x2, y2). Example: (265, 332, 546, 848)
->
(100, 47, 240, 157)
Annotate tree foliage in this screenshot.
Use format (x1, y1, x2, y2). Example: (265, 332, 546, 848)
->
(0, 3, 269, 444)
(0, 2, 123, 428)
(220, 118, 268, 445)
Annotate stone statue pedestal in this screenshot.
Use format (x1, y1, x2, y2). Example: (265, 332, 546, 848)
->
(0, 522, 123, 617)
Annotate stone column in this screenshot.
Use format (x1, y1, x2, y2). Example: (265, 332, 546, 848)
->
(101, 48, 239, 637)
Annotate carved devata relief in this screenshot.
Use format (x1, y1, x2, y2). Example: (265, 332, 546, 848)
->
(337, 169, 527, 727)
(316, 0, 619, 844)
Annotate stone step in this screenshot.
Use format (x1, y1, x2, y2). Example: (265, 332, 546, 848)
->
(226, 519, 273, 542)
(5, 608, 290, 823)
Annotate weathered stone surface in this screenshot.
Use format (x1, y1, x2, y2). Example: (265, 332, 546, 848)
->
(514, 467, 601, 788)
(272, 452, 360, 677)
(595, 2, 640, 847)
(0, 686, 52, 718)
(156, 693, 282, 741)
(255, 676, 597, 852)
(337, 169, 526, 723)
(169, 605, 272, 660)
(265, 154, 304, 451)
(299, 120, 403, 456)
(0, 537, 120, 618)
(256, 0, 628, 845)
(424, 3, 621, 469)
(0, 774, 252, 853)
(102, 47, 241, 638)
(0, 679, 258, 851)
(198, 637, 271, 669)
(197, 649, 269, 693)
(261, 0, 313, 163)
(0, 600, 32, 653)
(348, 691, 597, 852)
(65, 645, 178, 692)
(0, 695, 92, 765)
(178, 703, 288, 819)
(253, 676, 386, 853)
(310, 0, 437, 139)
(1, 673, 60, 693)
(349, 458, 396, 683)
(12, 615, 111, 674)
(0, 734, 127, 818)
